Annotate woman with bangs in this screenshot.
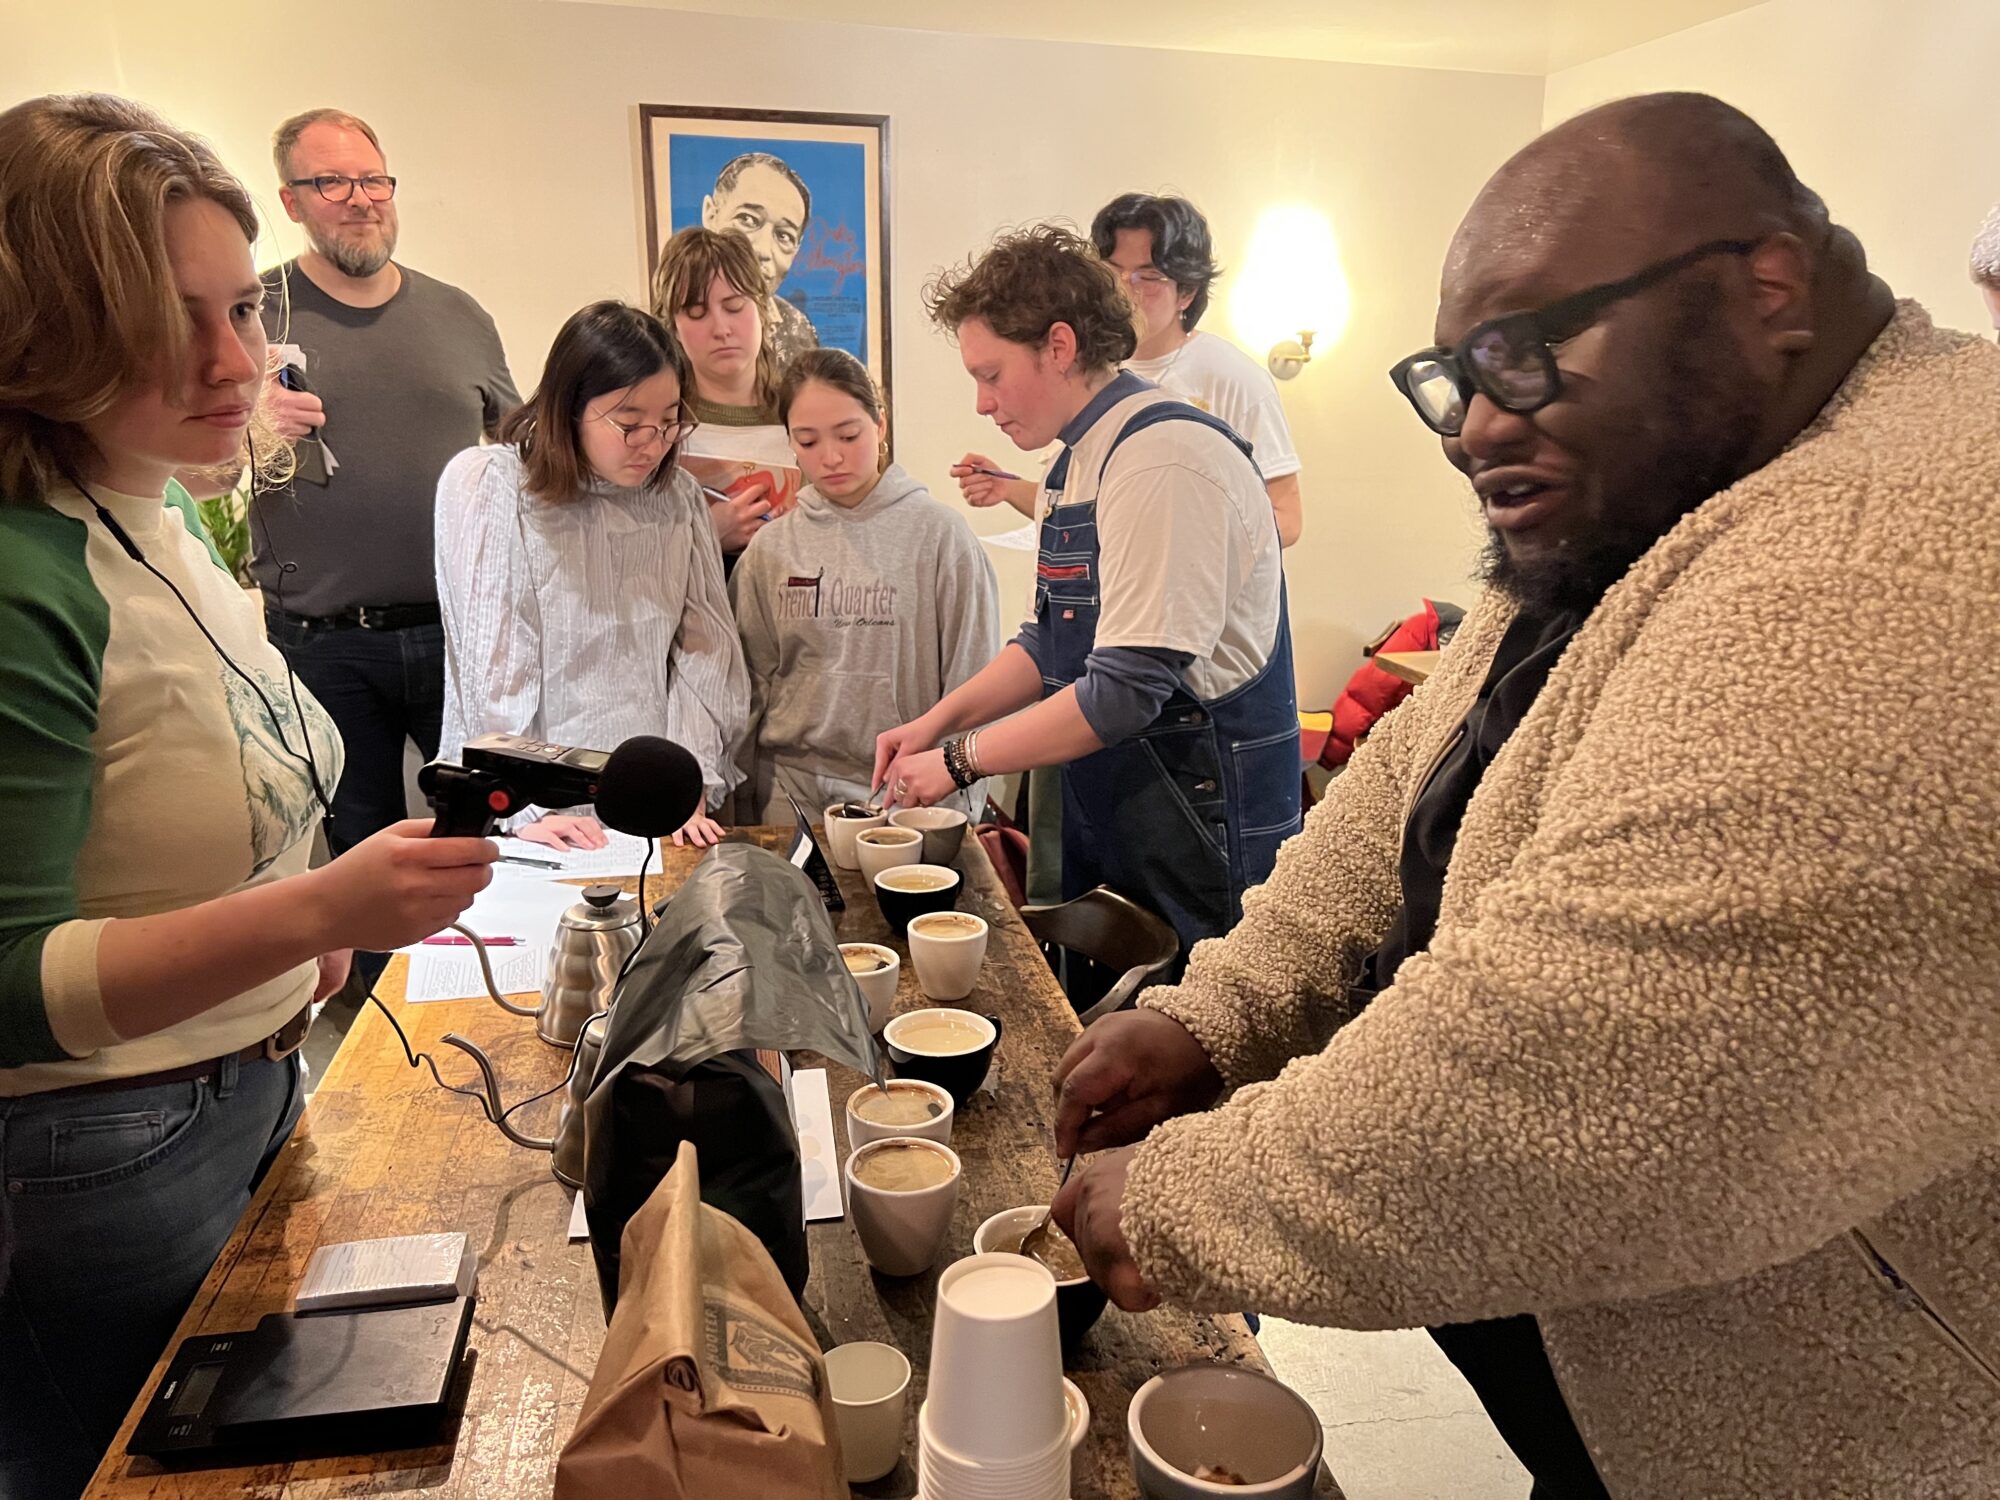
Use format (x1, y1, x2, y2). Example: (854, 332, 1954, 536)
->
(0, 95, 494, 1497)
(649, 226, 796, 564)
(434, 300, 747, 850)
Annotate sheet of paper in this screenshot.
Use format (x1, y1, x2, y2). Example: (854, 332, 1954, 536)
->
(569, 1192, 589, 1242)
(789, 1068, 845, 1222)
(979, 521, 1040, 552)
(395, 874, 581, 1002)
(404, 945, 544, 1004)
(499, 829, 655, 880)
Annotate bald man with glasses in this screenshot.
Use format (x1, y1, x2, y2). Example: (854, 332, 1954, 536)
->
(1049, 92, 2000, 1499)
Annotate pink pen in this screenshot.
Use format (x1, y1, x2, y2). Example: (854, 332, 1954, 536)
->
(421, 935, 522, 947)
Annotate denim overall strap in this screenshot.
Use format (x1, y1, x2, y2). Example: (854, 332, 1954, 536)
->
(1034, 399, 1301, 956)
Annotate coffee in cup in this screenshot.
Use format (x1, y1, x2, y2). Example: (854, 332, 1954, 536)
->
(910, 912, 983, 938)
(854, 1086, 946, 1127)
(890, 1012, 990, 1055)
(853, 1142, 957, 1192)
(845, 1138, 963, 1276)
(878, 868, 955, 892)
(844, 949, 890, 974)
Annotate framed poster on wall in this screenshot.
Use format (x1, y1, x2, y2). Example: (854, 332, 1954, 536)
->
(639, 105, 891, 414)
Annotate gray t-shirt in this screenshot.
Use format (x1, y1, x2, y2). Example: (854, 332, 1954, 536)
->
(252, 262, 518, 616)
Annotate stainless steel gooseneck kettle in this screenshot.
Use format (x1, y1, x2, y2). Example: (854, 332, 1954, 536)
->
(537, 883, 643, 1048)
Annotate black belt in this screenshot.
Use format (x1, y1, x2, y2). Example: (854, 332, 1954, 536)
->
(27, 1007, 312, 1101)
(270, 602, 441, 631)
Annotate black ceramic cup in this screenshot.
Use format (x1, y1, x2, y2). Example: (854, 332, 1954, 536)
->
(883, 1008, 1001, 1107)
(872, 862, 962, 936)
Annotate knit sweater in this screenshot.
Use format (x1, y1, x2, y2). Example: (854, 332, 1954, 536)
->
(1126, 302, 2000, 1498)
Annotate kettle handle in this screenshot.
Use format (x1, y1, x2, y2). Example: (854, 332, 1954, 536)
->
(452, 923, 539, 1016)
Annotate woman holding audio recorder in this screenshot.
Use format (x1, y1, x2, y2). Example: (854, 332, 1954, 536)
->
(0, 95, 495, 1499)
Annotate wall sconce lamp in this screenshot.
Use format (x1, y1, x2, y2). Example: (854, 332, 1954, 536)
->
(1268, 330, 1316, 381)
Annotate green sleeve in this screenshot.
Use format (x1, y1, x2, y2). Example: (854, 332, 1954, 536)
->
(0, 505, 110, 1066)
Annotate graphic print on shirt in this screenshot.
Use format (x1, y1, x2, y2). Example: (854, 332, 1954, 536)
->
(222, 662, 338, 876)
(777, 568, 898, 628)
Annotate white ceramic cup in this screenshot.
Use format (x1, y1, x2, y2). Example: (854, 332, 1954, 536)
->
(854, 825, 924, 886)
(825, 1340, 912, 1483)
(907, 911, 990, 1003)
(1126, 1364, 1324, 1499)
(845, 1137, 962, 1277)
(924, 1253, 1067, 1463)
(845, 1078, 954, 1148)
(824, 802, 887, 871)
(888, 804, 970, 865)
(838, 942, 901, 1032)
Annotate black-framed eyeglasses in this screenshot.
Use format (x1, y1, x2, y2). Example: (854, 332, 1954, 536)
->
(595, 412, 698, 450)
(285, 173, 398, 204)
(1389, 238, 1758, 437)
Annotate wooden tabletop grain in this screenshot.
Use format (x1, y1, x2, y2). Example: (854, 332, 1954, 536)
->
(85, 829, 1336, 1499)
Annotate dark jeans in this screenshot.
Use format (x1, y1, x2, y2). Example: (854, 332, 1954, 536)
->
(0, 1054, 305, 1499)
(1430, 1315, 1610, 1499)
(266, 613, 444, 983)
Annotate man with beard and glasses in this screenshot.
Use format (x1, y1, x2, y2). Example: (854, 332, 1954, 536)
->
(1047, 91, 2000, 1499)
(257, 110, 516, 981)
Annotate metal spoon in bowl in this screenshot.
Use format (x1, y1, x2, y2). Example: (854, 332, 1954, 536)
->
(1021, 1156, 1077, 1262)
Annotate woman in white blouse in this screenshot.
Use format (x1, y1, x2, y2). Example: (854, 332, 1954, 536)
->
(435, 301, 748, 848)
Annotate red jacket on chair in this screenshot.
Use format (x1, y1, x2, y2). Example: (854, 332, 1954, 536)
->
(1320, 599, 1464, 769)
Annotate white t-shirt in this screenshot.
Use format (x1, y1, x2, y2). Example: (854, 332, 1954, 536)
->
(1030, 387, 1283, 702)
(1125, 332, 1301, 482)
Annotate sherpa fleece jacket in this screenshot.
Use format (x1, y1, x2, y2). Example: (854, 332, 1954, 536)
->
(1126, 302, 2000, 1498)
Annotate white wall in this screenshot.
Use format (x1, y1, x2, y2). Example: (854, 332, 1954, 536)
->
(5, 0, 1545, 707)
(1545, 0, 2000, 338)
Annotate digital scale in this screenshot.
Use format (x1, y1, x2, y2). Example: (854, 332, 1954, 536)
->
(128, 1295, 475, 1460)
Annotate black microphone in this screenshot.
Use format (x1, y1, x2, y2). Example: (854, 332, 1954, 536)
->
(419, 733, 704, 838)
(594, 736, 705, 837)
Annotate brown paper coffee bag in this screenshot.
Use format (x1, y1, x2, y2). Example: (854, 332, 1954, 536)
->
(555, 1140, 844, 1499)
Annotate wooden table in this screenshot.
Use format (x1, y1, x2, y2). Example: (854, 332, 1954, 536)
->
(87, 830, 1337, 1499)
(1373, 649, 1439, 686)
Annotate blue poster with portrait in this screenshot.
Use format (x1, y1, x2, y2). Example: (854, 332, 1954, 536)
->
(665, 134, 871, 363)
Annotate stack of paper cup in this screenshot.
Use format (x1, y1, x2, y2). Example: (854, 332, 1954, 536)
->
(919, 1254, 1070, 1499)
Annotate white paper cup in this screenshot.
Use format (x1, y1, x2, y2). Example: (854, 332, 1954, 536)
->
(855, 825, 925, 885)
(838, 942, 901, 1032)
(846, 1078, 955, 1148)
(826, 1340, 912, 1483)
(845, 1137, 962, 1277)
(925, 1253, 1067, 1463)
(824, 802, 887, 870)
(906, 911, 989, 1002)
(919, 1401, 1071, 1498)
(889, 805, 969, 865)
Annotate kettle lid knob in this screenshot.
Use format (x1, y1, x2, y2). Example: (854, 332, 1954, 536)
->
(582, 883, 623, 908)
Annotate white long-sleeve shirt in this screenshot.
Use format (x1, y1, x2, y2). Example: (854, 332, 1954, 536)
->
(435, 446, 748, 814)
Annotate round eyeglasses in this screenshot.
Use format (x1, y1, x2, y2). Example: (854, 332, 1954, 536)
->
(595, 413, 698, 450)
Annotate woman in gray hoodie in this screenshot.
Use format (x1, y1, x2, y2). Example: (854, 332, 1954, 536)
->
(731, 350, 1000, 823)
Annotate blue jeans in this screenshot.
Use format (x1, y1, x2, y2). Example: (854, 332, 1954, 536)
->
(0, 1054, 304, 1499)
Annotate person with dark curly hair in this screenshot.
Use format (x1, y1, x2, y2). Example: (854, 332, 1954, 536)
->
(876, 225, 1299, 969)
